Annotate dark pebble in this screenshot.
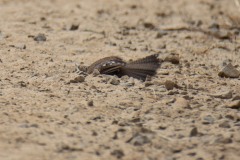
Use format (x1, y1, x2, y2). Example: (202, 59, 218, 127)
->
(34, 33, 47, 42)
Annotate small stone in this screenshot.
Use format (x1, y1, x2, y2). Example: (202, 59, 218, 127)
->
(34, 33, 47, 42)
(127, 133, 151, 146)
(144, 81, 154, 87)
(215, 135, 232, 144)
(155, 30, 168, 38)
(158, 71, 169, 75)
(210, 90, 232, 99)
(76, 65, 87, 72)
(164, 54, 180, 64)
(88, 100, 94, 107)
(69, 76, 85, 83)
(189, 127, 198, 137)
(232, 95, 240, 100)
(172, 97, 190, 109)
(219, 121, 231, 128)
(69, 24, 79, 31)
(110, 77, 120, 85)
(111, 149, 124, 159)
(202, 115, 214, 124)
(143, 22, 155, 29)
(218, 63, 240, 78)
(14, 44, 26, 49)
(92, 69, 100, 76)
(164, 80, 177, 90)
(226, 100, 240, 109)
(221, 59, 232, 67)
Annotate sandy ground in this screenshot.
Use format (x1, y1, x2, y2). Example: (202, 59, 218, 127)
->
(1, 0, 240, 160)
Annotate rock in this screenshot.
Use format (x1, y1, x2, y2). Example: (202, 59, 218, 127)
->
(189, 127, 198, 137)
(69, 24, 79, 31)
(218, 63, 240, 78)
(69, 76, 85, 83)
(164, 54, 180, 64)
(110, 77, 120, 85)
(144, 81, 154, 87)
(225, 100, 240, 109)
(172, 97, 190, 109)
(232, 95, 240, 100)
(14, 44, 26, 49)
(210, 90, 232, 99)
(219, 121, 231, 128)
(158, 71, 169, 75)
(164, 80, 177, 90)
(34, 33, 47, 42)
(143, 22, 155, 29)
(111, 149, 125, 159)
(128, 134, 151, 146)
(202, 115, 214, 124)
(92, 69, 100, 76)
(215, 135, 232, 144)
(88, 100, 94, 107)
(155, 30, 168, 38)
(221, 59, 232, 67)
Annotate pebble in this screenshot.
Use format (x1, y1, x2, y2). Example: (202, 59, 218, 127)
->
(158, 70, 169, 75)
(232, 95, 240, 100)
(218, 63, 240, 78)
(14, 44, 26, 49)
(88, 100, 94, 107)
(111, 149, 125, 159)
(155, 30, 168, 38)
(34, 33, 47, 42)
(69, 24, 79, 31)
(121, 78, 135, 87)
(202, 115, 214, 124)
(164, 80, 177, 90)
(143, 22, 155, 29)
(172, 97, 190, 109)
(164, 54, 180, 64)
(69, 76, 85, 83)
(215, 135, 232, 144)
(110, 77, 120, 85)
(144, 81, 154, 87)
(219, 121, 231, 128)
(128, 134, 151, 146)
(210, 90, 232, 99)
(189, 127, 198, 137)
(92, 69, 100, 76)
(225, 100, 240, 109)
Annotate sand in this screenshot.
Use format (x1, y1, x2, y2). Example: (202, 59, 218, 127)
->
(0, 0, 240, 160)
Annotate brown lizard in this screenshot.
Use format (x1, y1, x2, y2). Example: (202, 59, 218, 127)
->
(87, 54, 161, 81)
